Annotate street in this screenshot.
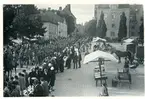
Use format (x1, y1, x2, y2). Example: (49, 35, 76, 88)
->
(11, 43, 144, 96)
(53, 57, 144, 96)
(3, 4, 144, 97)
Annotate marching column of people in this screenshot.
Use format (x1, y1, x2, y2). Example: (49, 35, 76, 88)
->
(4, 44, 82, 97)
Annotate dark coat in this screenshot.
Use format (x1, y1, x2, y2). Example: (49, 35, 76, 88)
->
(42, 72, 50, 83)
(33, 84, 44, 96)
(48, 69, 56, 87)
(29, 71, 36, 85)
(41, 81, 49, 96)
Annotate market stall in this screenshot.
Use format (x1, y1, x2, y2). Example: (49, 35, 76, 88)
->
(83, 50, 118, 86)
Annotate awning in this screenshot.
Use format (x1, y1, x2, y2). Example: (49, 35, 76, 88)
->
(83, 50, 118, 64)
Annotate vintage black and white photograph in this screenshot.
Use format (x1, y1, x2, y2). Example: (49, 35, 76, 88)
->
(3, 4, 144, 97)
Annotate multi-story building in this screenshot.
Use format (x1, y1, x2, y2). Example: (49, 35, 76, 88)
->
(40, 10, 67, 40)
(129, 4, 143, 37)
(58, 20, 67, 38)
(95, 4, 130, 39)
(94, 4, 143, 39)
(39, 4, 76, 40)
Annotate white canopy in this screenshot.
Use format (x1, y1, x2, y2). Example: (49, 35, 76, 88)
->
(83, 50, 118, 64)
(92, 37, 106, 42)
(123, 38, 134, 43)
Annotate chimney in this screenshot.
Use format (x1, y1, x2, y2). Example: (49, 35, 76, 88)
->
(59, 7, 62, 11)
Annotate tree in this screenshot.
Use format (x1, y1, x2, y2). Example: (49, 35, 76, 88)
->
(96, 11, 107, 38)
(139, 17, 144, 40)
(4, 4, 46, 45)
(118, 12, 127, 40)
(3, 5, 20, 44)
(13, 5, 46, 39)
(84, 19, 97, 37)
(66, 16, 75, 36)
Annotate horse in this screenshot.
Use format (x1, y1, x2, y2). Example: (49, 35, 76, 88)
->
(111, 49, 131, 63)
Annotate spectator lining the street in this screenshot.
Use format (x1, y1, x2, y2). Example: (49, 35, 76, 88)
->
(32, 79, 44, 96)
(40, 77, 49, 96)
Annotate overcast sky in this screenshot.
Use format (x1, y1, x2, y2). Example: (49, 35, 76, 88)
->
(36, 4, 94, 24)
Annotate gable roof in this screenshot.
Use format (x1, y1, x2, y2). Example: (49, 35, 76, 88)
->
(97, 4, 110, 9)
(39, 11, 64, 24)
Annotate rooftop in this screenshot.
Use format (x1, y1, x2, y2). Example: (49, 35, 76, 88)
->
(39, 11, 64, 24)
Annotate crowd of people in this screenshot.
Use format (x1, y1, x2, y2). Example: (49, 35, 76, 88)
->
(3, 36, 89, 97)
(4, 65, 55, 97)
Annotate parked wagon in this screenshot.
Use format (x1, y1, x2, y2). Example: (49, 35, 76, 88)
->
(123, 43, 136, 54)
(136, 46, 144, 64)
(117, 71, 132, 88)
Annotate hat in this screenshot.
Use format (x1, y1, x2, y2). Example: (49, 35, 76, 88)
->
(31, 77, 37, 80)
(50, 67, 54, 70)
(43, 62, 46, 65)
(48, 63, 52, 67)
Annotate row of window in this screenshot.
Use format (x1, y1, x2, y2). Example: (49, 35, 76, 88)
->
(104, 13, 116, 19)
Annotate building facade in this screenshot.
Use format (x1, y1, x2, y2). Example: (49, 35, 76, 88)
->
(94, 4, 143, 39)
(58, 20, 67, 38)
(43, 22, 58, 39)
(129, 5, 143, 37)
(40, 11, 68, 40)
(95, 4, 130, 39)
